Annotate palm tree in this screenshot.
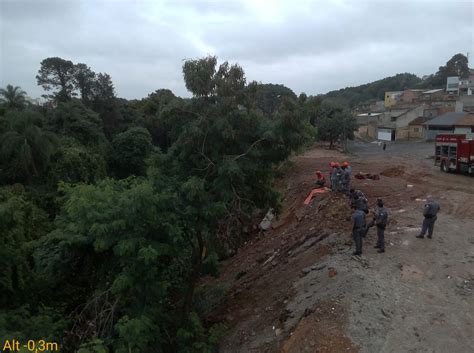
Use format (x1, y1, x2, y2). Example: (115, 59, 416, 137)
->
(0, 84, 28, 109)
(0, 110, 57, 182)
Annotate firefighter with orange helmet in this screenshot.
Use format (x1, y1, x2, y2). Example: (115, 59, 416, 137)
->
(315, 170, 326, 187)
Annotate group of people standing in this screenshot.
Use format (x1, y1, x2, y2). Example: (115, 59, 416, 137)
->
(329, 161, 352, 193)
(326, 161, 387, 256)
(314, 162, 440, 256)
(349, 193, 440, 256)
(349, 190, 388, 256)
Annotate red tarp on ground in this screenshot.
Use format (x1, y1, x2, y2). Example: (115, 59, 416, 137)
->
(304, 188, 329, 205)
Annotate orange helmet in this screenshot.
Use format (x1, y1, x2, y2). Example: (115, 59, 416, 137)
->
(334, 162, 340, 168)
(315, 170, 322, 175)
(329, 162, 335, 167)
(342, 161, 349, 167)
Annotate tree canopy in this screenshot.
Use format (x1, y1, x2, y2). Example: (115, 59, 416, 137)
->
(0, 84, 27, 109)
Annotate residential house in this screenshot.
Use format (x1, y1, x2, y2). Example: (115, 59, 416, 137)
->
(423, 112, 472, 140)
(401, 89, 424, 103)
(455, 69, 474, 96)
(408, 117, 429, 139)
(355, 113, 382, 139)
(453, 114, 474, 134)
(420, 89, 445, 102)
(446, 76, 460, 94)
(384, 91, 403, 108)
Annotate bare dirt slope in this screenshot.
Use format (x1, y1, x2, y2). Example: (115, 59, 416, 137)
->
(208, 141, 474, 353)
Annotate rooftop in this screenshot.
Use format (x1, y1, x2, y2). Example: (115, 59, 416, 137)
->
(455, 114, 474, 126)
(423, 89, 444, 94)
(423, 112, 468, 126)
(409, 116, 429, 125)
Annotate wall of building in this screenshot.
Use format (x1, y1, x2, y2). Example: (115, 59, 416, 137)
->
(421, 91, 445, 102)
(424, 126, 455, 140)
(454, 126, 474, 134)
(395, 128, 409, 140)
(459, 95, 474, 110)
(384, 91, 402, 108)
(402, 90, 423, 103)
(408, 125, 424, 139)
(394, 105, 426, 128)
(357, 123, 377, 139)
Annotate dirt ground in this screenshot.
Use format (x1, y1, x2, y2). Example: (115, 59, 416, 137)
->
(207, 140, 474, 353)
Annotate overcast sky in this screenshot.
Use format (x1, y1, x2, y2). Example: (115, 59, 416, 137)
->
(1, 0, 473, 99)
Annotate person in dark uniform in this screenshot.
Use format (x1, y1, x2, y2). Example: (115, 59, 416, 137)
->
(329, 162, 337, 191)
(416, 200, 440, 239)
(340, 162, 351, 194)
(366, 198, 388, 253)
(351, 205, 366, 256)
(349, 188, 366, 202)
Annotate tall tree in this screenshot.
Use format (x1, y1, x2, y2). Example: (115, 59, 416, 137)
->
(0, 84, 27, 109)
(315, 101, 357, 149)
(109, 127, 153, 178)
(0, 110, 57, 182)
(36, 57, 76, 102)
(214, 61, 246, 97)
(92, 73, 115, 101)
(182, 56, 217, 97)
(74, 63, 96, 103)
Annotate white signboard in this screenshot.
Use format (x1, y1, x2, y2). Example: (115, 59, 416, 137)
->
(377, 131, 392, 141)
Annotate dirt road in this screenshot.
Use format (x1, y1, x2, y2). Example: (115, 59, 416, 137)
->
(208, 141, 474, 353)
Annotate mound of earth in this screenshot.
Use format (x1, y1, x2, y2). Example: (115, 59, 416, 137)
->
(380, 167, 405, 177)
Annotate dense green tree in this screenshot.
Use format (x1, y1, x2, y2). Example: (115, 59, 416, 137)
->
(33, 178, 189, 352)
(36, 57, 76, 102)
(252, 83, 297, 116)
(0, 84, 27, 109)
(315, 101, 357, 149)
(214, 62, 246, 98)
(0, 110, 57, 183)
(48, 100, 107, 147)
(0, 186, 51, 307)
(140, 89, 178, 116)
(49, 143, 107, 185)
(182, 56, 217, 97)
(74, 63, 96, 103)
(109, 127, 153, 178)
(423, 53, 470, 88)
(92, 73, 115, 102)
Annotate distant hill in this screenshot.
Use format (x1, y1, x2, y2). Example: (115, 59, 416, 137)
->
(323, 73, 422, 108)
(322, 53, 470, 109)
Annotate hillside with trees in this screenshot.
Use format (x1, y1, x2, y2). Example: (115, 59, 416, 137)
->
(323, 53, 470, 108)
(0, 56, 356, 352)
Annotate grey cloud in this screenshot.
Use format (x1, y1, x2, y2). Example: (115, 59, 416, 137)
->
(1, 0, 473, 99)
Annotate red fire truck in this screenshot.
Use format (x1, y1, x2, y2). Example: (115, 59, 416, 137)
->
(435, 134, 474, 175)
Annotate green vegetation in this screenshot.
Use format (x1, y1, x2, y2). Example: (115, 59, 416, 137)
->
(0, 55, 357, 352)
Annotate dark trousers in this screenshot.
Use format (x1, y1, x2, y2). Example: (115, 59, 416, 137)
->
(421, 217, 436, 237)
(376, 225, 385, 250)
(352, 228, 364, 253)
